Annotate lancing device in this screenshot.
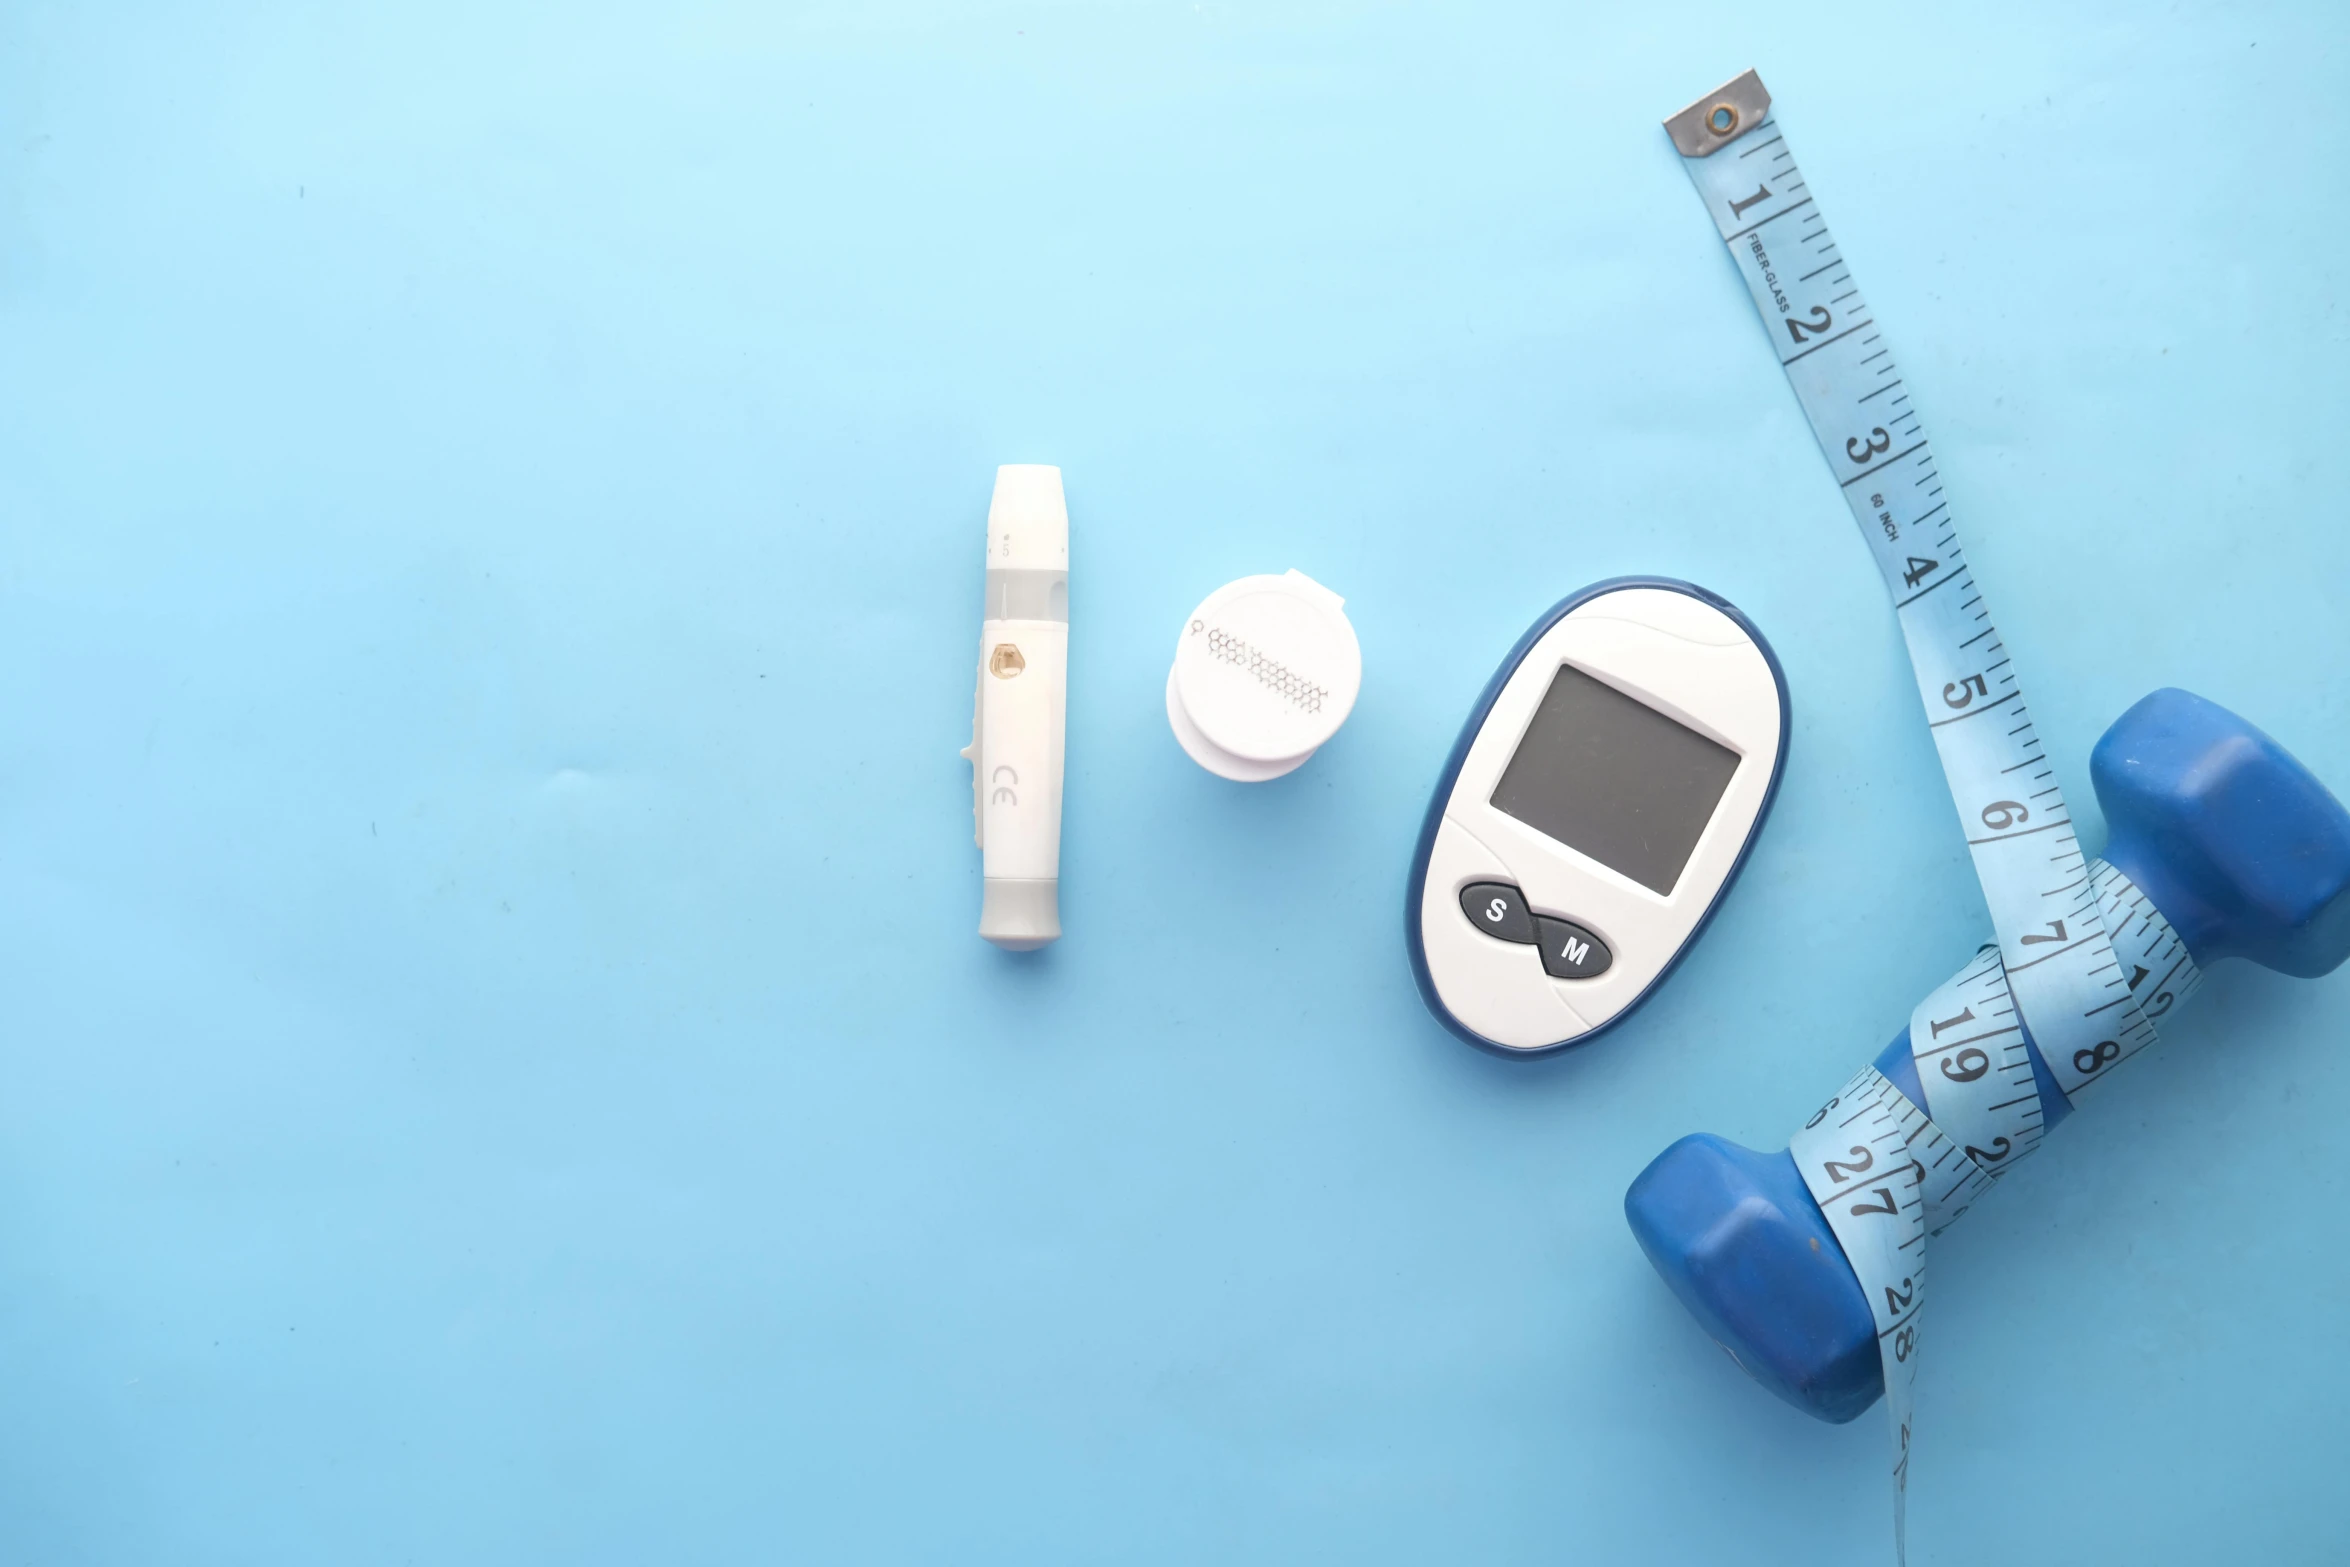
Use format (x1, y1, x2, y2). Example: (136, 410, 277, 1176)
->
(961, 465, 1069, 950)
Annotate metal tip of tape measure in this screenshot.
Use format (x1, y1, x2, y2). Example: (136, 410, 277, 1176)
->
(1664, 69, 1772, 157)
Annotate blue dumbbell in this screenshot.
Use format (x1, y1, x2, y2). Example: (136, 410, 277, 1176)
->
(1625, 688, 2350, 1422)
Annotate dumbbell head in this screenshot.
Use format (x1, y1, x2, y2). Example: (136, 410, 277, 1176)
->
(2093, 688, 2350, 977)
(1625, 690, 2350, 1422)
(1626, 1123, 1888, 1422)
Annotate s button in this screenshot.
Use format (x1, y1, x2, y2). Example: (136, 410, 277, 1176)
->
(1458, 883, 1536, 945)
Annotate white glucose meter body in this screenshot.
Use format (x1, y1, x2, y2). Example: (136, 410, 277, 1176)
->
(1407, 578, 1788, 1056)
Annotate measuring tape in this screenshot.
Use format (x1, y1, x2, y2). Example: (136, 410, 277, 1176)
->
(1782, 866, 2199, 1554)
(1666, 70, 2178, 1560)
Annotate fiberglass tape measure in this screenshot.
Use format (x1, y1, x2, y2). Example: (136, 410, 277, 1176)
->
(1670, 70, 2174, 1558)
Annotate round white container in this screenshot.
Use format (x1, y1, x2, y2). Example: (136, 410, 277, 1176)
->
(1166, 570, 1362, 781)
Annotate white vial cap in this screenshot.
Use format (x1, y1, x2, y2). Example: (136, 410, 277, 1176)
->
(1167, 570, 1362, 781)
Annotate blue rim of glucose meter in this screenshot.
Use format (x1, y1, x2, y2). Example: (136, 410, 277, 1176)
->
(1404, 576, 1792, 1059)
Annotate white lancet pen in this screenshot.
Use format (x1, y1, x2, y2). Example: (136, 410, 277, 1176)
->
(961, 465, 1069, 949)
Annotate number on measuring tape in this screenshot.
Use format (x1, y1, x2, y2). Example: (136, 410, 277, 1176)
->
(1906, 946, 2043, 1214)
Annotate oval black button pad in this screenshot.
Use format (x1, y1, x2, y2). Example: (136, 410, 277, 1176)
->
(1531, 914, 1613, 980)
(1459, 881, 1613, 979)
(1458, 882, 1535, 944)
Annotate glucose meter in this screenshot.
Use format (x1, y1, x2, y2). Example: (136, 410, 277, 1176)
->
(1406, 578, 1787, 1055)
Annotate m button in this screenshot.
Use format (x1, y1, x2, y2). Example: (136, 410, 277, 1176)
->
(1532, 916, 1612, 980)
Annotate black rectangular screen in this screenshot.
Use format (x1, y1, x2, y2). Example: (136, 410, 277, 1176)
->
(1487, 664, 1741, 896)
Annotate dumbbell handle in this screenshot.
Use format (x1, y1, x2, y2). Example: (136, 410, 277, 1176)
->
(1625, 690, 2350, 1423)
(1863, 854, 2187, 1160)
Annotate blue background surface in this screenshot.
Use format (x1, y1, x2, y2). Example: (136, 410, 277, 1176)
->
(4, 3, 2347, 1562)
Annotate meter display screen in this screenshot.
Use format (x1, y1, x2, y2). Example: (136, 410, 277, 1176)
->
(1489, 663, 1741, 895)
